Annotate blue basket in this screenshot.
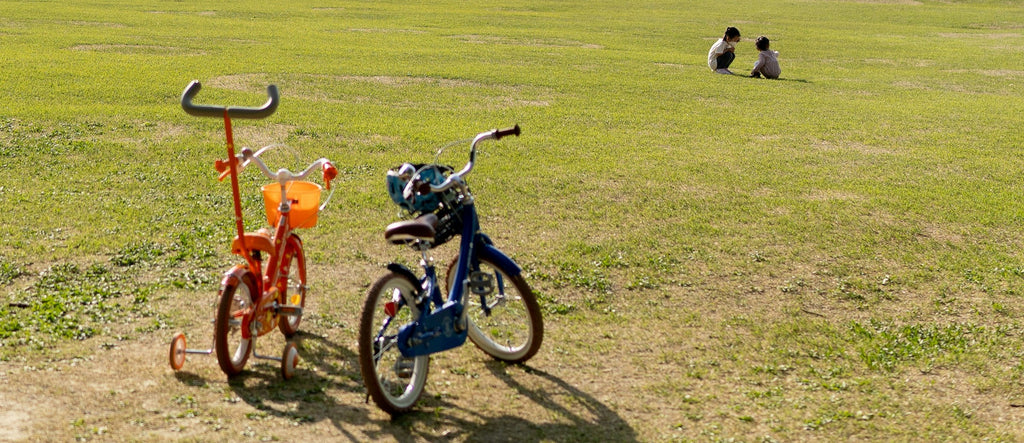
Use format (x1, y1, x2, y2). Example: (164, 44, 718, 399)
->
(386, 164, 451, 214)
(386, 163, 464, 246)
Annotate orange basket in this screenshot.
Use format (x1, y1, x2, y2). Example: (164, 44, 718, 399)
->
(261, 181, 322, 229)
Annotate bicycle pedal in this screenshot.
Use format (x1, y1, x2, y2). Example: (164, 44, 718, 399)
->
(468, 271, 494, 296)
(276, 304, 303, 317)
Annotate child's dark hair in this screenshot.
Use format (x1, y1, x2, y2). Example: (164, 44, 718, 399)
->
(755, 36, 770, 51)
(723, 27, 740, 40)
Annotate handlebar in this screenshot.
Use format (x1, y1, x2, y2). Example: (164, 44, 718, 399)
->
(180, 80, 279, 119)
(215, 145, 338, 190)
(493, 125, 521, 139)
(242, 148, 335, 187)
(403, 125, 520, 200)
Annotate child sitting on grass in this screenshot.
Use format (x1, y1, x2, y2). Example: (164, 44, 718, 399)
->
(750, 36, 780, 79)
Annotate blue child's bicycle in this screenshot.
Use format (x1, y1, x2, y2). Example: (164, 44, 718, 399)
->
(358, 125, 543, 415)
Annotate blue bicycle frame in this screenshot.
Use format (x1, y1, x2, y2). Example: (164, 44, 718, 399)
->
(360, 124, 542, 415)
(394, 201, 523, 357)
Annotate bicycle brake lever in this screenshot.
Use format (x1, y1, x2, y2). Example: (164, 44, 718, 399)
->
(215, 158, 230, 181)
(322, 162, 338, 190)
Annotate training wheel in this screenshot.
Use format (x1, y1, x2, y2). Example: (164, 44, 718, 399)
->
(281, 342, 299, 380)
(169, 333, 187, 371)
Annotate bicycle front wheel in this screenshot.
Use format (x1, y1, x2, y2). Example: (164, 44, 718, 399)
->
(358, 272, 429, 415)
(277, 242, 306, 337)
(446, 256, 543, 364)
(215, 272, 256, 376)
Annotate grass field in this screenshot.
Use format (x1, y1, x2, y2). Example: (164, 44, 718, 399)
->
(3, 0, 1024, 440)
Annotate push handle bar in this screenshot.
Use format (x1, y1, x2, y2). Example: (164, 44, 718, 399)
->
(180, 80, 279, 119)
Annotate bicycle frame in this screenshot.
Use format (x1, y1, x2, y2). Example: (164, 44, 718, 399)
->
(171, 80, 334, 378)
(214, 116, 293, 338)
(360, 124, 542, 414)
(393, 168, 524, 358)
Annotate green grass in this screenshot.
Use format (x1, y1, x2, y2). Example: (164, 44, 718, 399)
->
(3, 0, 1024, 440)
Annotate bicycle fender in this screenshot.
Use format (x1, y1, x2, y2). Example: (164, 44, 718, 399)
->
(476, 232, 495, 246)
(386, 263, 420, 286)
(220, 264, 252, 289)
(478, 243, 522, 277)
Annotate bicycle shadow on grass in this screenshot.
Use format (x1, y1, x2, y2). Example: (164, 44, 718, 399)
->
(216, 331, 375, 440)
(380, 362, 639, 442)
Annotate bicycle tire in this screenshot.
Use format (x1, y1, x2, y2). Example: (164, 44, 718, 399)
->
(358, 272, 430, 415)
(169, 332, 187, 371)
(214, 272, 256, 376)
(277, 240, 306, 337)
(446, 256, 543, 363)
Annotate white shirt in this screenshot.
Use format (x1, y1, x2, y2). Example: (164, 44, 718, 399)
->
(707, 39, 734, 70)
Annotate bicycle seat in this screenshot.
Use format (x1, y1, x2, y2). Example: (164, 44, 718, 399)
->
(384, 213, 438, 244)
(231, 229, 274, 257)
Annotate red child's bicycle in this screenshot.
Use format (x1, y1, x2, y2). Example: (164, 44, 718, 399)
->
(168, 80, 337, 379)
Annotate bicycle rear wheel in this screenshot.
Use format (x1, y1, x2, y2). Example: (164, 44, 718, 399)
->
(358, 272, 429, 415)
(446, 256, 543, 363)
(215, 272, 256, 377)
